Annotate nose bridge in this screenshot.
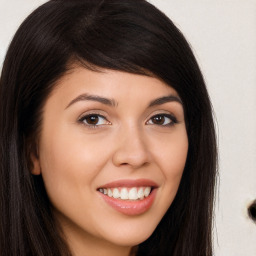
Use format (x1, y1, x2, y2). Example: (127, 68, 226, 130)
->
(112, 122, 150, 168)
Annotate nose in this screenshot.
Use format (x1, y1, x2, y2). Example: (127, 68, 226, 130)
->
(112, 125, 150, 169)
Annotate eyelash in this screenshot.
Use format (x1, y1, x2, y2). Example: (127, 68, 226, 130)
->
(146, 114, 178, 126)
(78, 114, 110, 129)
(78, 113, 178, 128)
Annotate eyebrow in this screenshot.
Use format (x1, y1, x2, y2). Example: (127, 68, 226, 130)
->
(65, 93, 118, 109)
(148, 94, 182, 107)
(65, 93, 182, 109)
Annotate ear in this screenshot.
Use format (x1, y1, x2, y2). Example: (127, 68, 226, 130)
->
(30, 153, 41, 175)
(29, 144, 41, 175)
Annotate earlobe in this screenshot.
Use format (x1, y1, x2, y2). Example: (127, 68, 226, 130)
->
(29, 144, 41, 175)
(30, 153, 41, 175)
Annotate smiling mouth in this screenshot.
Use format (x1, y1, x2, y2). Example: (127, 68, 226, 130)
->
(97, 179, 158, 215)
(97, 187, 153, 201)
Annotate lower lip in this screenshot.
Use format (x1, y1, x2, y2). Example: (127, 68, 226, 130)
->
(98, 189, 157, 216)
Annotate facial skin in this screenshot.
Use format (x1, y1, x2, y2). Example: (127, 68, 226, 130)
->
(31, 66, 188, 256)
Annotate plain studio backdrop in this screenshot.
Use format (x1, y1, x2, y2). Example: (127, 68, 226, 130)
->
(1, 0, 256, 255)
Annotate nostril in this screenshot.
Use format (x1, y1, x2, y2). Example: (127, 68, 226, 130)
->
(248, 200, 256, 222)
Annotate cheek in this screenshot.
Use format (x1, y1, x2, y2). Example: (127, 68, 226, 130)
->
(153, 129, 188, 176)
(38, 128, 106, 201)
(37, 130, 114, 237)
(164, 141, 188, 180)
(151, 129, 188, 199)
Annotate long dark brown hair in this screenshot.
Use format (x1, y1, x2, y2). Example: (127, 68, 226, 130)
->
(0, 0, 217, 255)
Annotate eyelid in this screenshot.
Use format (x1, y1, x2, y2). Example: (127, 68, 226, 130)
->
(78, 111, 111, 128)
(77, 109, 108, 119)
(146, 113, 178, 126)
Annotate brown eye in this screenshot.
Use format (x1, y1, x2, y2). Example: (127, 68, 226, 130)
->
(151, 115, 165, 125)
(79, 114, 110, 127)
(147, 114, 177, 126)
(85, 115, 99, 125)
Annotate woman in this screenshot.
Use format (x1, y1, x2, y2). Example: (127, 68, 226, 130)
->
(0, 0, 217, 255)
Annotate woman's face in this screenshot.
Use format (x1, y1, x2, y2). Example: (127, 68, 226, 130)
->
(32, 66, 188, 255)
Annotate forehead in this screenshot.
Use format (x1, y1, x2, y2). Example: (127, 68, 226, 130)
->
(50, 66, 180, 103)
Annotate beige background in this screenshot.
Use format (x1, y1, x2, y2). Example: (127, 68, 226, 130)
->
(1, 0, 256, 255)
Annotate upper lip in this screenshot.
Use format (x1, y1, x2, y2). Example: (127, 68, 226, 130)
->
(97, 179, 159, 189)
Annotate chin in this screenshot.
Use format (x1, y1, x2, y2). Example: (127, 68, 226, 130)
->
(101, 223, 156, 247)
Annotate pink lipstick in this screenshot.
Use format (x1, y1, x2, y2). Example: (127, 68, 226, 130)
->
(97, 179, 158, 215)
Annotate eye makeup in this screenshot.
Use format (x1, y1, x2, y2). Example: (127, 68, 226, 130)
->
(146, 113, 178, 127)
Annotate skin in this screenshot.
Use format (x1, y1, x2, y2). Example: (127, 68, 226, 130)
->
(31, 66, 188, 256)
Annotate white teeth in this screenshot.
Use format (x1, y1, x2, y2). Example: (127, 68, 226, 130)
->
(129, 187, 138, 200)
(120, 188, 129, 200)
(112, 188, 120, 198)
(142, 187, 152, 198)
(99, 186, 152, 200)
(137, 187, 144, 199)
(107, 188, 112, 197)
(144, 187, 151, 197)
